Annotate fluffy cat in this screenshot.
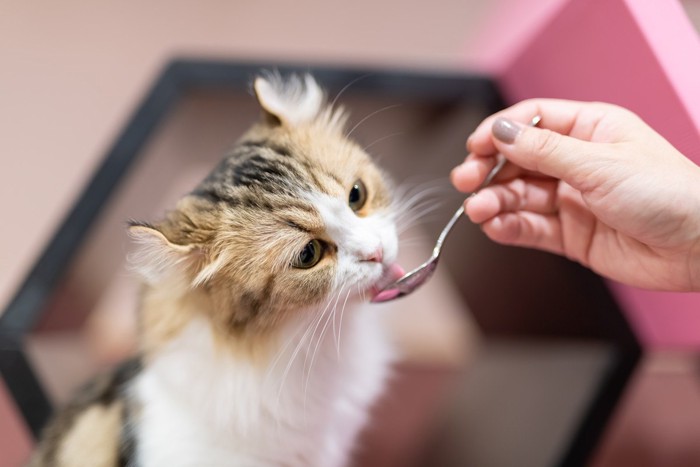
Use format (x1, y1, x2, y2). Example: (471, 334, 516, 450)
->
(29, 73, 405, 467)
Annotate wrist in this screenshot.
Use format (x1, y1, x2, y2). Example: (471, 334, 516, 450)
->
(689, 233, 700, 291)
(689, 166, 700, 291)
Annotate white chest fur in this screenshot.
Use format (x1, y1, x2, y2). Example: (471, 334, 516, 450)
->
(132, 306, 393, 467)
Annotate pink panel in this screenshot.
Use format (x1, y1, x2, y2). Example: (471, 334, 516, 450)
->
(0, 379, 33, 467)
(494, 0, 700, 349)
(462, 0, 570, 74)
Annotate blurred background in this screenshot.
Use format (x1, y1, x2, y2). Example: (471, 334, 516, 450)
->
(2, 1, 700, 466)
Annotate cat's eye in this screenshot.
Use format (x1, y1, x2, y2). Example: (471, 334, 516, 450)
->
(293, 239, 324, 269)
(349, 180, 367, 212)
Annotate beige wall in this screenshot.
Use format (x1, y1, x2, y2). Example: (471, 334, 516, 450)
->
(0, 0, 494, 311)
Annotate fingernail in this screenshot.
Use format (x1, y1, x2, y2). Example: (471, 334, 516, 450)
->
(492, 118, 522, 144)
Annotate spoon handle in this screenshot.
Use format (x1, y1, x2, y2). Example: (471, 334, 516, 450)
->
(431, 155, 507, 257)
(432, 115, 541, 260)
(432, 204, 465, 257)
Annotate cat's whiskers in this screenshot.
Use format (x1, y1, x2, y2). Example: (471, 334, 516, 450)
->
(260, 261, 313, 388)
(395, 202, 439, 235)
(303, 282, 347, 411)
(390, 180, 450, 234)
(264, 312, 314, 386)
(394, 204, 443, 236)
(273, 294, 335, 423)
(346, 104, 402, 139)
(270, 317, 314, 415)
(391, 180, 445, 216)
(393, 180, 448, 211)
(334, 286, 353, 359)
(302, 287, 341, 377)
(299, 295, 339, 424)
(329, 73, 372, 110)
(395, 236, 433, 249)
(362, 131, 405, 153)
(273, 318, 324, 435)
(395, 204, 449, 236)
(274, 288, 338, 424)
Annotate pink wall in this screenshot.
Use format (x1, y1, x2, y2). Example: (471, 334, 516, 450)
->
(482, 0, 700, 349)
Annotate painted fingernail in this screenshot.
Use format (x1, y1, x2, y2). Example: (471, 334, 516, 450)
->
(492, 118, 522, 144)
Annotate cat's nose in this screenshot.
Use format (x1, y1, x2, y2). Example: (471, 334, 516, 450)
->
(362, 247, 384, 263)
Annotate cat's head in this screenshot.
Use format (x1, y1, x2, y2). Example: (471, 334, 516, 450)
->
(130, 73, 402, 333)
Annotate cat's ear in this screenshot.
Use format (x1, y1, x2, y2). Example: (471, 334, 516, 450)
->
(128, 223, 200, 284)
(253, 73, 324, 127)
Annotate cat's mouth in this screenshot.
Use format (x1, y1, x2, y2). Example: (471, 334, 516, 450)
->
(369, 263, 405, 302)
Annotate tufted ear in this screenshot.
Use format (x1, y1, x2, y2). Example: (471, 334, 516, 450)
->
(128, 224, 199, 284)
(253, 73, 324, 127)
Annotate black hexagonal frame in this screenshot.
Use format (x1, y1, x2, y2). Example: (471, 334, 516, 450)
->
(0, 59, 640, 466)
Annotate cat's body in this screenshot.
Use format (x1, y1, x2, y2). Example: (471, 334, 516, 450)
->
(133, 311, 391, 466)
(29, 74, 402, 467)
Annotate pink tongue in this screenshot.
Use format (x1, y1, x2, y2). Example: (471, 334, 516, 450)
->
(386, 263, 406, 282)
(372, 288, 401, 302)
(371, 263, 405, 303)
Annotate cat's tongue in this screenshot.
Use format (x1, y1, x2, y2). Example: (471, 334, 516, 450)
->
(370, 263, 405, 303)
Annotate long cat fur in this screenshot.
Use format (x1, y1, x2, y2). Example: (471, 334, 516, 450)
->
(28, 73, 400, 467)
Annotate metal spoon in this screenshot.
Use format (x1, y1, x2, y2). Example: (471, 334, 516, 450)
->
(371, 115, 542, 303)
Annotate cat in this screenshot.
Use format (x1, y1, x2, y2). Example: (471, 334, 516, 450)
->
(28, 73, 406, 467)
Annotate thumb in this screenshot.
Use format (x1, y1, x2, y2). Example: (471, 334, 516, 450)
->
(492, 117, 603, 188)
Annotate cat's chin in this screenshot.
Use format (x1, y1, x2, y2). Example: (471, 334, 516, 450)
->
(368, 263, 405, 302)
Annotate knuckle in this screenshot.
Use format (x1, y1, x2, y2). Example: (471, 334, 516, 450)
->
(518, 98, 541, 111)
(529, 128, 560, 162)
(591, 101, 637, 123)
(590, 101, 618, 112)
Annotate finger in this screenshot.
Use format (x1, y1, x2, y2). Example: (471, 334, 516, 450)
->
(481, 211, 564, 256)
(492, 119, 611, 191)
(452, 156, 552, 194)
(451, 156, 498, 193)
(469, 99, 615, 157)
(465, 178, 559, 223)
(487, 161, 550, 184)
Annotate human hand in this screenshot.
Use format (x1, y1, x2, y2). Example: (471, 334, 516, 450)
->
(451, 99, 700, 292)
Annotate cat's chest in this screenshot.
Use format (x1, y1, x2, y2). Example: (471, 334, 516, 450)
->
(134, 393, 340, 467)
(132, 309, 393, 466)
